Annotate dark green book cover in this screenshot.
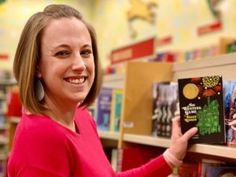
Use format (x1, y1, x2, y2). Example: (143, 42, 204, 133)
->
(178, 75, 226, 144)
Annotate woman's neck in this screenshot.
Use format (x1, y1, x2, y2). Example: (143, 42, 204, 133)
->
(44, 98, 77, 132)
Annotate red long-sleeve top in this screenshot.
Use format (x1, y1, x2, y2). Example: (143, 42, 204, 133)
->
(7, 108, 171, 177)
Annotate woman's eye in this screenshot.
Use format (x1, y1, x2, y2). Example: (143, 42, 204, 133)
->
(55, 51, 70, 58)
(81, 49, 92, 58)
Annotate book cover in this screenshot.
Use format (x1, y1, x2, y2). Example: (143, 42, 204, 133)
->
(223, 80, 236, 147)
(205, 165, 236, 177)
(178, 75, 226, 144)
(110, 89, 123, 132)
(199, 158, 226, 177)
(152, 82, 178, 138)
(96, 87, 113, 131)
(178, 162, 199, 177)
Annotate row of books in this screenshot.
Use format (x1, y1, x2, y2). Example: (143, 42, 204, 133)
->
(90, 87, 123, 132)
(152, 76, 236, 146)
(178, 159, 236, 177)
(149, 45, 220, 63)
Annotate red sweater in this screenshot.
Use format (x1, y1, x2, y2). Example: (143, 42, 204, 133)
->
(7, 108, 171, 177)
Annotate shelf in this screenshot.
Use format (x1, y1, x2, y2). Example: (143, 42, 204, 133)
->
(0, 79, 17, 85)
(123, 134, 170, 148)
(98, 130, 120, 140)
(0, 136, 8, 145)
(173, 53, 236, 81)
(122, 134, 236, 160)
(103, 74, 124, 89)
(0, 153, 7, 160)
(189, 144, 236, 159)
(9, 117, 21, 124)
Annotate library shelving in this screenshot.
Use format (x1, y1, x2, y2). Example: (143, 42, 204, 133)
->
(0, 76, 17, 176)
(99, 53, 236, 163)
(99, 130, 120, 141)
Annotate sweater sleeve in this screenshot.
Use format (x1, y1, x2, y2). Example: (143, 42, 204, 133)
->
(116, 155, 172, 177)
(78, 108, 172, 177)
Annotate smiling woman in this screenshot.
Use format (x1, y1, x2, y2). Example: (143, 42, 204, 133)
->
(7, 4, 197, 177)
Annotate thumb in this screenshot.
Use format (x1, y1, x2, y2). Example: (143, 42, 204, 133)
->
(181, 127, 198, 141)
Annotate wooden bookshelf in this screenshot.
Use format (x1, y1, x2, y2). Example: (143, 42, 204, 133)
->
(0, 136, 8, 145)
(102, 56, 236, 163)
(98, 130, 120, 140)
(122, 134, 236, 160)
(173, 52, 236, 81)
(188, 144, 236, 159)
(123, 134, 170, 148)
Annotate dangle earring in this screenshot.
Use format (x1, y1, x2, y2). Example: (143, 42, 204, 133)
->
(36, 79, 45, 101)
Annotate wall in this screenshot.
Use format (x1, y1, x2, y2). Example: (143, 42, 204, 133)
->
(92, 0, 236, 68)
(0, 0, 92, 70)
(1, 0, 236, 70)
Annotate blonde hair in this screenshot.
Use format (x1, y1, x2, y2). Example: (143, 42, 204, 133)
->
(13, 4, 102, 115)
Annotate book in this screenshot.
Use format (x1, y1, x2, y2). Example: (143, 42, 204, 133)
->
(96, 87, 113, 131)
(199, 158, 226, 177)
(178, 162, 199, 177)
(223, 80, 236, 147)
(152, 82, 178, 138)
(178, 75, 226, 144)
(204, 164, 236, 177)
(110, 89, 123, 132)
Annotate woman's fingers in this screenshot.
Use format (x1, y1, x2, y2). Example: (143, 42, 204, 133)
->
(172, 116, 198, 140)
(171, 116, 182, 138)
(181, 127, 198, 141)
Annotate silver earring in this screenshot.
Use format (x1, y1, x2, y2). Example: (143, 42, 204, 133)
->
(36, 79, 45, 101)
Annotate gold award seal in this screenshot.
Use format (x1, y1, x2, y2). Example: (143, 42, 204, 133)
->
(183, 83, 199, 99)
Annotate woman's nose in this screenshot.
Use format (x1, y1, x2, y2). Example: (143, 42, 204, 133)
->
(71, 54, 86, 71)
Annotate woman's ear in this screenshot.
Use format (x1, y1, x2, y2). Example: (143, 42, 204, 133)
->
(36, 65, 42, 78)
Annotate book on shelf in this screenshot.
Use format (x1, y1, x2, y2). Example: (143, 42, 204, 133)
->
(152, 82, 178, 138)
(111, 148, 118, 171)
(178, 75, 226, 144)
(88, 104, 96, 118)
(202, 162, 236, 177)
(178, 162, 199, 177)
(198, 158, 226, 177)
(110, 89, 123, 132)
(6, 86, 22, 117)
(223, 80, 236, 147)
(96, 87, 113, 131)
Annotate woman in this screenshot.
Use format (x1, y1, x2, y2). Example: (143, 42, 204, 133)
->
(7, 4, 197, 177)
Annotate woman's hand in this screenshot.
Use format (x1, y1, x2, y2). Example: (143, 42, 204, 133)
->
(169, 116, 197, 160)
(164, 116, 197, 167)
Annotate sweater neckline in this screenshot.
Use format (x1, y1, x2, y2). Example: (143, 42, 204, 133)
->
(23, 112, 81, 136)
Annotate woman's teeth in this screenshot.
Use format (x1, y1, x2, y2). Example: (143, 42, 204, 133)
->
(67, 77, 85, 84)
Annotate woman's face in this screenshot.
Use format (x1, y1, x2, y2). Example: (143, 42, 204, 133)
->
(38, 17, 95, 108)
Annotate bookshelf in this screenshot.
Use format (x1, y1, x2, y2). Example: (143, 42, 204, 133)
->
(99, 130, 120, 140)
(121, 134, 236, 160)
(99, 53, 236, 163)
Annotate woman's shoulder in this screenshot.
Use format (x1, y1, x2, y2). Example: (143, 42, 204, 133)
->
(14, 114, 69, 146)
